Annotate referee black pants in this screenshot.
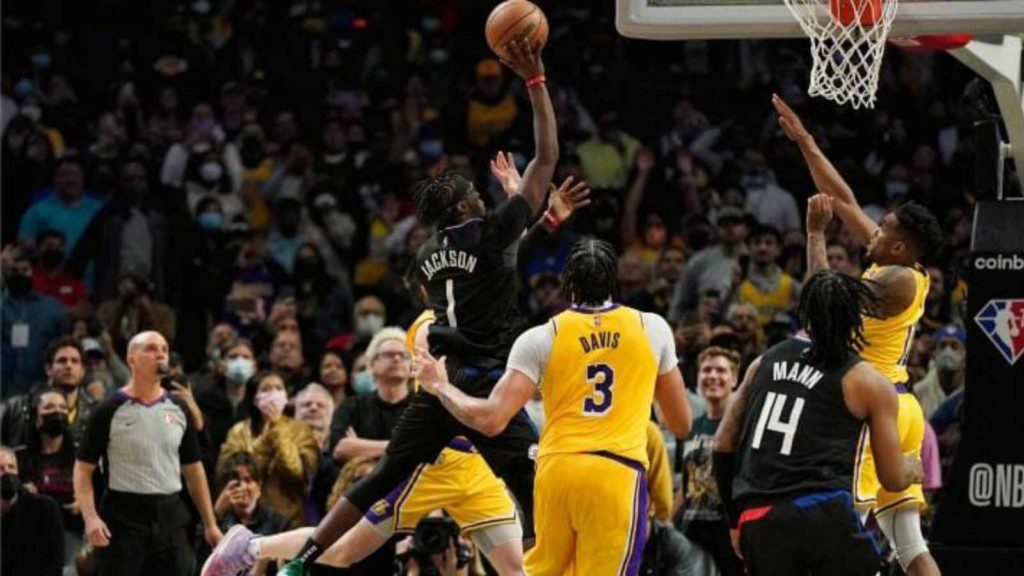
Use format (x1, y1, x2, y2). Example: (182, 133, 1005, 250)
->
(346, 365, 539, 537)
(97, 491, 193, 576)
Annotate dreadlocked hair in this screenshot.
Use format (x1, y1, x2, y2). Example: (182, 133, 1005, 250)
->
(413, 170, 474, 227)
(798, 271, 880, 367)
(894, 202, 944, 262)
(561, 239, 619, 307)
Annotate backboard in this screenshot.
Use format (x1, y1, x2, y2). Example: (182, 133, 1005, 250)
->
(616, 0, 1024, 40)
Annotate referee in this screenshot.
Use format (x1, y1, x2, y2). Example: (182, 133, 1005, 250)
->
(73, 331, 222, 575)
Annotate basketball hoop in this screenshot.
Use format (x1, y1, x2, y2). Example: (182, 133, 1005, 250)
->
(783, 0, 899, 109)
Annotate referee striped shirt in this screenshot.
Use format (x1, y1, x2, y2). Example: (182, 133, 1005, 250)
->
(77, 391, 201, 494)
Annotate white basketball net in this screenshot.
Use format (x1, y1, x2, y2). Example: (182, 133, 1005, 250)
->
(783, 0, 899, 109)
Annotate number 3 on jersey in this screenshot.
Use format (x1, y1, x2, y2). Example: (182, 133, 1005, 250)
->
(583, 363, 614, 416)
(752, 391, 805, 455)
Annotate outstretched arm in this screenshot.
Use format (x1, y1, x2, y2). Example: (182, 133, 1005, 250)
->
(806, 193, 833, 275)
(502, 38, 558, 214)
(773, 94, 878, 245)
(414, 348, 535, 437)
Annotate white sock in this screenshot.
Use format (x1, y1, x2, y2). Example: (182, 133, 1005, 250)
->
(246, 537, 262, 559)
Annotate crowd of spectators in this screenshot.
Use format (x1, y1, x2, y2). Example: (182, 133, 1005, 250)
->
(2, 0, 998, 574)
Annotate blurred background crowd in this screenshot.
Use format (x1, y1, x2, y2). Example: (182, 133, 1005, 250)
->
(2, 0, 994, 574)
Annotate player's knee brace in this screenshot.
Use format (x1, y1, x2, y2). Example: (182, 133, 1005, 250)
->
(472, 522, 523, 556)
(876, 506, 930, 571)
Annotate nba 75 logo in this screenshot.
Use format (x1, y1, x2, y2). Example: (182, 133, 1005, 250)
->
(974, 299, 1024, 365)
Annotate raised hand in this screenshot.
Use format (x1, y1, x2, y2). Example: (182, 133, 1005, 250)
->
(501, 37, 544, 80)
(547, 176, 591, 222)
(806, 193, 833, 234)
(490, 151, 522, 197)
(772, 94, 812, 143)
(412, 346, 449, 396)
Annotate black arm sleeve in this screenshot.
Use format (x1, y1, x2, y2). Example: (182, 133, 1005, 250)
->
(490, 195, 533, 248)
(712, 450, 740, 529)
(76, 397, 120, 464)
(174, 397, 202, 465)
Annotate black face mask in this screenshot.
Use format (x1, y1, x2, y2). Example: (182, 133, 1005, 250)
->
(5, 274, 33, 297)
(1, 474, 20, 500)
(39, 249, 64, 269)
(40, 412, 69, 437)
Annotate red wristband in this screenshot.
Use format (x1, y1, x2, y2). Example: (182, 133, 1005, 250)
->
(543, 210, 560, 229)
(525, 75, 547, 88)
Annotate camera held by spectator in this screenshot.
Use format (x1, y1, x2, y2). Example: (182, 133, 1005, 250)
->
(397, 516, 472, 576)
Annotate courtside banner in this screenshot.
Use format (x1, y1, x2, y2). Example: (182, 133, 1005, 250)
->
(931, 251, 1024, 547)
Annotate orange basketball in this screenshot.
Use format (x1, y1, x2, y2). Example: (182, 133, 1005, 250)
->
(485, 1, 549, 60)
(830, 0, 883, 26)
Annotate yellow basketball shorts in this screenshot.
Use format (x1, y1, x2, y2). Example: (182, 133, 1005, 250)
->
(525, 452, 648, 576)
(365, 440, 518, 534)
(854, 391, 926, 514)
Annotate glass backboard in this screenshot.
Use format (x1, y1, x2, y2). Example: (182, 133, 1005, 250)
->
(616, 0, 1024, 39)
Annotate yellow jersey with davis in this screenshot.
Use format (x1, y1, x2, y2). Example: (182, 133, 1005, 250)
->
(537, 305, 660, 468)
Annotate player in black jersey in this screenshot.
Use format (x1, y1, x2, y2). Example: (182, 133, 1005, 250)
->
(712, 272, 924, 576)
(268, 37, 558, 573)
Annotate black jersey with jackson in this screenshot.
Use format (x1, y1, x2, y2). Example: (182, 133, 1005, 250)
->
(733, 337, 865, 504)
(415, 195, 532, 368)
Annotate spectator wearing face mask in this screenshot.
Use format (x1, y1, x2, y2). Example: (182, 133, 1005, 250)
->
(736, 224, 801, 326)
(1, 444, 65, 576)
(67, 161, 168, 301)
(341, 295, 386, 351)
(17, 157, 104, 255)
(15, 388, 82, 573)
(266, 196, 345, 283)
(195, 338, 258, 474)
(329, 328, 412, 465)
(1, 246, 71, 397)
(30, 230, 88, 318)
(2, 337, 93, 457)
(218, 370, 320, 528)
(914, 325, 966, 419)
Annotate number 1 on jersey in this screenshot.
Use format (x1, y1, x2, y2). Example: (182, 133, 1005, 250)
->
(583, 363, 614, 416)
(751, 391, 805, 456)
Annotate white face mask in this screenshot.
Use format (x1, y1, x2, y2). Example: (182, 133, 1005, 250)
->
(224, 357, 256, 383)
(933, 348, 963, 372)
(356, 313, 384, 336)
(199, 161, 223, 183)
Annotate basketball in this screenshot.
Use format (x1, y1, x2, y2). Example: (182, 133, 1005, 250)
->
(830, 0, 882, 26)
(485, 1, 549, 60)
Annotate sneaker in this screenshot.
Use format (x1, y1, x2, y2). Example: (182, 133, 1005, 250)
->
(201, 524, 256, 576)
(277, 558, 307, 576)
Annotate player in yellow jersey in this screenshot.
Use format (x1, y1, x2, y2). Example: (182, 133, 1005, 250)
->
(414, 239, 693, 576)
(203, 314, 525, 576)
(777, 94, 944, 576)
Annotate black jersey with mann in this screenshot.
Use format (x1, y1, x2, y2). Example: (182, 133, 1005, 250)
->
(415, 195, 532, 369)
(733, 337, 864, 505)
